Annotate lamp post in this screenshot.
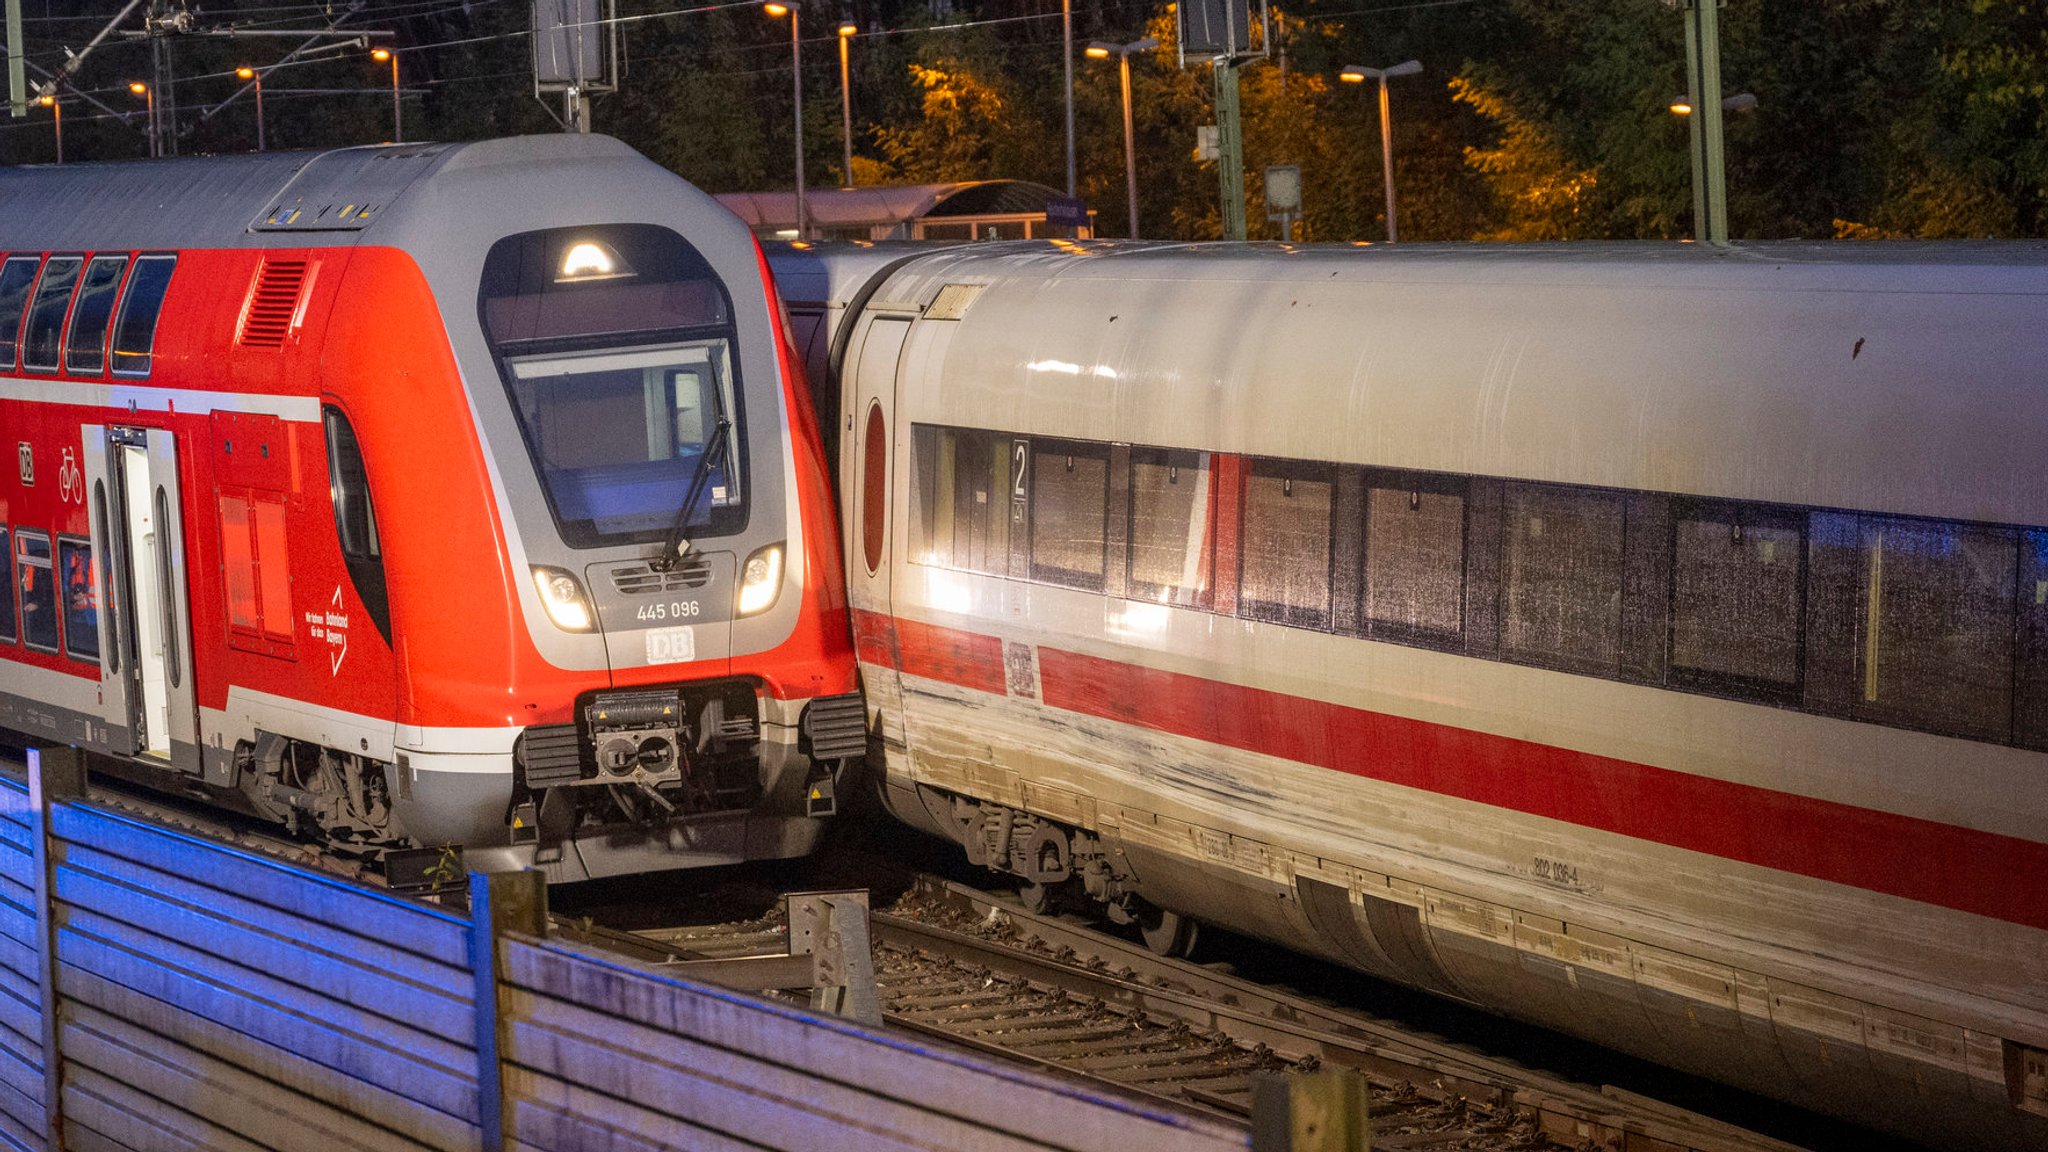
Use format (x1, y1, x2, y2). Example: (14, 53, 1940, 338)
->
(1086, 37, 1157, 239)
(837, 19, 856, 188)
(1339, 61, 1422, 243)
(129, 81, 155, 158)
(36, 94, 60, 165)
(1669, 92, 1754, 241)
(371, 47, 401, 143)
(236, 67, 266, 152)
(764, 2, 807, 238)
(1061, 0, 1075, 200)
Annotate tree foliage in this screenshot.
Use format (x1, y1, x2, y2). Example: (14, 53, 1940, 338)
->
(4, 0, 2045, 240)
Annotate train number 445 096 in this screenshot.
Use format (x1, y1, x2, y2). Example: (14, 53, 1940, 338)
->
(636, 601, 702, 621)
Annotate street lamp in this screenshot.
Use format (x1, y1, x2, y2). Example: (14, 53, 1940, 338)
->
(764, 2, 807, 239)
(371, 47, 401, 143)
(1670, 91, 1755, 242)
(36, 94, 61, 165)
(1061, 0, 1075, 200)
(129, 81, 156, 159)
(1086, 37, 1157, 239)
(837, 19, 856, 188)
(237, 67, 266, 152)
(1669, 92, 1756, 116)
(1339, 60, 1422, 243)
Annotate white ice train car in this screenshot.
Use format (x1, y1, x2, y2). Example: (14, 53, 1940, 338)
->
(777, 241, 2048, 1150)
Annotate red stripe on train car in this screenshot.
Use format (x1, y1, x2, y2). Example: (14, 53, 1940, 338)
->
(1033, 645, 2048, 931)
(856, 609, 1008, 697)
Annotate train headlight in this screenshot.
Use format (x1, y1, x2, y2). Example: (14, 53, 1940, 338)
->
(556, 240, 634, 283)
(531, 566, 596, 632)
(736, 542, 785, 617)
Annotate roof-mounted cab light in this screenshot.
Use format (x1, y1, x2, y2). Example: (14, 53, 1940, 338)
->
(557, 241, 633, 283)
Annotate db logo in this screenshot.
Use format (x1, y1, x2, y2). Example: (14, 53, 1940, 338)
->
(644, 626, 696, 666)
(16, 442, 31, 487)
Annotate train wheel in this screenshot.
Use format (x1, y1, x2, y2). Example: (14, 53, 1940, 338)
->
(1138, 903, 1199, 958)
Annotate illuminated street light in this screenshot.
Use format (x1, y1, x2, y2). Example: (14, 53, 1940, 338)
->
(129, 81, 156, 158)
(36, 94, 61, 165)
(237, 67, 267, 152)
(1087, 37, 1157, 239)
(1669, 92, 1756, 115)
(371, 47, 401, 143)
(837, 19, 857, 188)
(765, 2, 808, 238)
(1670, 92, 1755, 242)
(1340, 60, 1423, 243)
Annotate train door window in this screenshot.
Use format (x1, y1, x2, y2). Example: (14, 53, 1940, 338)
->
(20, 255, 82, 373)
(16, 530, 58, 654)
(323, 406, 392, 644)
(64, 256, 129, 376)
(110, 254, 176, 378)
(1028, 438, 1109, 591)
(1363, 472, 1466, 646)
(910, 425, 1011, 575)
(1239, 458, 1336, 630)
(1128, 447, 1213, 608)
(57, 538, 97, 664)
(0, 527, 14, 643)
(1806, 514, 2015, 741)
(0, 256, 40, 371)
(1668, 501, 1803, 701)
(1500, 483, 1625, 674)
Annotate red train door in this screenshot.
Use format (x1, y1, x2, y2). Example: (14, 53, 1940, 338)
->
(81, 427, 138, 756)
(104, 426, 200, 774)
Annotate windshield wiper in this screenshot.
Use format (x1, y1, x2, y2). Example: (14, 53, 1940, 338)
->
(652, 413, 733, 572)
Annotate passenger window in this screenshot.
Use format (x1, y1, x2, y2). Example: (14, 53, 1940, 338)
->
(1807, 514, 2015, 740)
(219, 492, 295, 656)
(16, 530, 58, 653)
(110, 254, 176, 377)
(0, 526, 14, 642)
(914, 426, 1012, 576)
(1364, 474, 1465, 644)
(1128, 448, 1213, 608)
(58, 538, 97, 664)
(0, 257, 40, 371)
(1240, 459, 1336, 629)
(64, 256, 129, 376)
(323, 406, 391, 643)
(1029, 439, 1109, 592)
(1669, 502, 1804, 699)
(21, 256, 82, 373)
(1501, 483, 1625, 673)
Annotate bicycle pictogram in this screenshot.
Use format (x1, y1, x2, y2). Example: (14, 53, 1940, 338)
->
(57, 447, 85, 506)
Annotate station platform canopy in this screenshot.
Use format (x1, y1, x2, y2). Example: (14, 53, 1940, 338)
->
(715, 180, 1093, 241)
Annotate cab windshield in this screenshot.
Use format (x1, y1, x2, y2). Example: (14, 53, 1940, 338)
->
(480, 224, 747, 548)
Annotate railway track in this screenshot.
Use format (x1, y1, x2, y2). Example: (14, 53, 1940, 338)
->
(613, 876, 1813, 1152)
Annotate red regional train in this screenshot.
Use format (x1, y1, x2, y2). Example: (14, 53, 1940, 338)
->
(774, 240, 2048, 1149)
(0, 136, 864, 882)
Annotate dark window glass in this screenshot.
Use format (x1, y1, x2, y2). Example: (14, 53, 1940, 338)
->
(0, 257, 40, 371)
(111, 254, 176, 377)
(914, 426, 1012, 576)
(17, 530, 58, 653)
(21, 256, 82, 372)
(1806, 514, 2015, 740)
(1501, 483, 1625, 673)
(58, 538, 97, 663)
(64, 256, 129, 376)
(1669, 503, 1804, 698)
(2015, 530, 2048, 749)
(1240, 459, 1335, 629)
(1364, 475, 1465, 642)
(0, 527, 14, 642)
(479, 224, 731, 345)
(1128, 448, 1213, 607)
(325, 406, 391, 644)
(1029, 439, 1108, 591)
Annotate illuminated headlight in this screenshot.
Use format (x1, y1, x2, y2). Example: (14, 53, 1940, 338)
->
(737, 542, 785, 617)
(556, 241, 633, 283)
(531, 566, 596, 632)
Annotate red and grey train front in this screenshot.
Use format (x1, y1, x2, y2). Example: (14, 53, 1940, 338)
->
(404, 217, 860, 881)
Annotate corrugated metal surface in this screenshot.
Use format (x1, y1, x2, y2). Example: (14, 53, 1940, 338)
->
(0, 776, 44, 1152)
(46, 802, 478, 1152)
(498, 936, 1249, 1152)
